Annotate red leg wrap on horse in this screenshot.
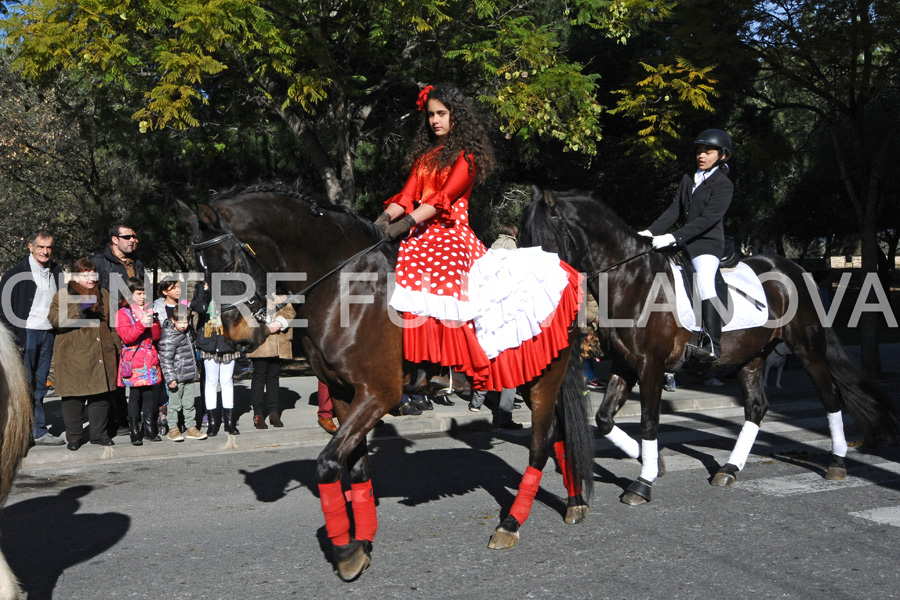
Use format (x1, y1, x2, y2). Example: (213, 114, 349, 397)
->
(554, 441, 583, 496)
(319, 482, 351, 546)
(350, 481, 378, 542)
(508, 466, 544, 526)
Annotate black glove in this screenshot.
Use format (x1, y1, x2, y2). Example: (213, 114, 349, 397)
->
(385, 215, 417, 241)
(373, 211, 392, 233)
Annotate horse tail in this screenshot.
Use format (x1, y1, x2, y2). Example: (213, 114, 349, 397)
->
(824, 328, 900, 444)
(0, 325, 32, 505)
(553, 348, 594, 501)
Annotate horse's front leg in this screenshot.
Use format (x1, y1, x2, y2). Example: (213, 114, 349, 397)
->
(596, 364, 640, 460)
(317, 393, 387, 582)
(620, 361, 666, 505)
(488, 379, 559, 550)
(711, 358, 769, 486)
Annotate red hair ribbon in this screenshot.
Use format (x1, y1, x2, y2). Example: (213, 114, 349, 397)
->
(416, 85, 434, 111)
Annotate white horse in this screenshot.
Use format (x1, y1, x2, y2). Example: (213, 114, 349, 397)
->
(0, 325, 32, 600)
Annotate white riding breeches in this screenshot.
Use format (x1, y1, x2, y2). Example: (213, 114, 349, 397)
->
(692, 254, 721, 301)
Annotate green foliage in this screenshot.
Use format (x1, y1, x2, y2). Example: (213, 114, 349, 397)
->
(3, 0, 668, 165)
(609, 58, 719, 163)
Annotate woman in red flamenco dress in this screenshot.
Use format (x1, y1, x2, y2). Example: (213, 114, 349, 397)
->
(375, 84, 582, 392)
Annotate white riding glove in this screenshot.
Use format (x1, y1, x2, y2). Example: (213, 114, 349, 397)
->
(651, 234, 676, 249)
(637, 229, 653, 238)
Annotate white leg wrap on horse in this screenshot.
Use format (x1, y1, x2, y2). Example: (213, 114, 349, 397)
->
(827, 411, 848, 457)
(606, 426, 641, 459)
(639, 439, 659, 482)
(726, 421, 760, 471)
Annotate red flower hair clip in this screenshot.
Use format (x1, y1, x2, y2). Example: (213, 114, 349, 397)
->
(416, 85, 434, 111)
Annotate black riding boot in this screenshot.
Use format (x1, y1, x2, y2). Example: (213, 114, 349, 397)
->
(206, 408, 221, 437)
(128, 417, 143, 446)
(142, 412, 162, 442)
(697, 299, 723, 362)
(222, 408, 240, 435)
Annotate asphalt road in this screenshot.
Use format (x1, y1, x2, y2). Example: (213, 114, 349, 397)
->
(5, 398, 900, 600)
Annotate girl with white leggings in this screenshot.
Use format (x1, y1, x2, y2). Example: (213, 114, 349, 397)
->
(191, 281, 240, 435)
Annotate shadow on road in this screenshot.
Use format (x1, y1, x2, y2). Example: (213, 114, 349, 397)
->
(0, 485, 130, 600)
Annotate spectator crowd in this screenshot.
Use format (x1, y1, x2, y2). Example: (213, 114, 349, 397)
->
(0, 224, 344, 452)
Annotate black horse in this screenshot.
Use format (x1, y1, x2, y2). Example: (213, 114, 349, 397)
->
(520, 186, 899, 504)
(176, 185, 594, 581)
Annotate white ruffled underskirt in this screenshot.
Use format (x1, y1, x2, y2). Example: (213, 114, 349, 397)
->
(389, 247, 569, 359)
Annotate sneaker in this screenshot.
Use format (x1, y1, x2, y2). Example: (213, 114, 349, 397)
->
(704, 377, 725, 387)
(468, 402, 482, 412)
(34, 433, 66, 446)
(587, 378, 606, 392)
(167, 428, 185, 442)
(184, 426, 207, 440)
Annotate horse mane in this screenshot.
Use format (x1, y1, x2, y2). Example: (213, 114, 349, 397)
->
(548, 188, 636, 234)
(210, 183, 384, 241)
(520, 187, 639, 248)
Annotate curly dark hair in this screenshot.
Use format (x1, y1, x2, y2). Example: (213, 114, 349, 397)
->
(408, 84, 496, 184)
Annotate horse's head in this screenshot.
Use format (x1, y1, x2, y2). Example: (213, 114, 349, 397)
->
(519, 186, 593, 269)
(176, 198, 269, 354)
(520, 185, 651, 274)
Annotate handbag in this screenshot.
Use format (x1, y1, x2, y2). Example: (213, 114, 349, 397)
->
(119, 346, 137, 379)
(119, 309, 138, 379)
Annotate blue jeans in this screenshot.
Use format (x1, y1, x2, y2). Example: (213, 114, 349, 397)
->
(23, 328, 55, 439)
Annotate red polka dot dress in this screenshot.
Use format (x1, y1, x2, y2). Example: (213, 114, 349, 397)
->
(388, 150, 582, 391)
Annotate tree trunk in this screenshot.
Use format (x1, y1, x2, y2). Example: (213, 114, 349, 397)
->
(858, 211, 882, 375)
(252, 74, 351, 206)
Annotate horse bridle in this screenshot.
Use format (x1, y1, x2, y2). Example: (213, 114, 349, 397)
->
(191, 214, 387, 324)
(549, 214, 653, 280)
(192, 225, 270, 322)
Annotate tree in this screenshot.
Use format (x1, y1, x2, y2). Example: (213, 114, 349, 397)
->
(726, 0, 900, 373)
(3, 0, 672, 207)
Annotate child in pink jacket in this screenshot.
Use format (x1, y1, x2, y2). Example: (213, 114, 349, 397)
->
(116, 277, 163, 445)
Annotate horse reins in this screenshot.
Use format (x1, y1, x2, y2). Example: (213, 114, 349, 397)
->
(550, 214, 655, 281)
(586, 248, 655, 278)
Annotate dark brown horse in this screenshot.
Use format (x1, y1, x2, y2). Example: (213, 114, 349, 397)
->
(176, 185, 594, 581)
(520, 186, 900, 504)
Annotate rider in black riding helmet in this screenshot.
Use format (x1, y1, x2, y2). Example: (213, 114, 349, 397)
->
(637, 129, 734, 361)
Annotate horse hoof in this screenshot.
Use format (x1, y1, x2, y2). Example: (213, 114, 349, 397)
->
(333, 540, 371, 582)
(565, 505, 589, 524)
(825, 466, 847, 481)
(620, 477, 652, 505)
(488, 527, 520, 549)
(710, 472, 736, 487)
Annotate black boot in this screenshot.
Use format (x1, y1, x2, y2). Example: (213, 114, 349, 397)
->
(207, 408, 221, 437)
(697, 299, 723, 362)
(493, 410, 523, 430)
(128, 417, 143, 446)
(143, 412, 162, 442)
(223, 408, 240, 435)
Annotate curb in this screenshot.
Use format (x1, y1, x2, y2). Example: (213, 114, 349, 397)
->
(21, 378, 760, 471)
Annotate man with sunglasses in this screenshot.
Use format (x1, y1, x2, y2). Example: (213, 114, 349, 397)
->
(0, 230, 66, 445)
(91, 223, 147, 436)
(91, 223, 146, 291)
